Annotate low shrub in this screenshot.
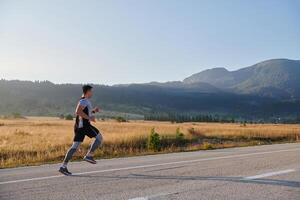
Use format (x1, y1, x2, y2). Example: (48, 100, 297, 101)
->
(2, 113, 26, 119)
(65, 114, 73, 120)
(188, 127, 205, 138)
(147, 128, 160, 151)
(202, 142, 214, 150)
(175, 127, 185, 146)
(115, 116, 127, 122)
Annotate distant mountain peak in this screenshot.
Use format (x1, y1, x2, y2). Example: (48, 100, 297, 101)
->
(205, 67, 229, 71)
(183, 66, 233, 87)
(183, 58, 300, 99)
(251, 58, 298, 67)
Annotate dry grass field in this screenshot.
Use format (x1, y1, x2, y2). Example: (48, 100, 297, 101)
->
(0, 117, 300, 168)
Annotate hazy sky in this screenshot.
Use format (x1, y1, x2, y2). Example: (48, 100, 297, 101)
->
(0, 0, 299, 85)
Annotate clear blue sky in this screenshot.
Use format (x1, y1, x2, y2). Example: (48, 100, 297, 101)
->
(0, 0, 299, 85)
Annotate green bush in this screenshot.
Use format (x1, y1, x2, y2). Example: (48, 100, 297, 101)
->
(147, 128, 160, 151)
(12, 113, 22, 118)
(240, 121, 247, 127)
(0, 112, 26, 119)
(65, 114, 73, 120)
(175, 127, 185, 145)
(115, 116, 127, 122)
(175, 127, 184, 139)
(3, 113, 26, 119)
(202, 142, 214, 150)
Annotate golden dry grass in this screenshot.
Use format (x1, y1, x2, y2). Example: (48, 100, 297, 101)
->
(0, 117, 299, 168)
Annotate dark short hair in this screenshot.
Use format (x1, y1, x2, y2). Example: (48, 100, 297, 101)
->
(82, 85, 93, 94)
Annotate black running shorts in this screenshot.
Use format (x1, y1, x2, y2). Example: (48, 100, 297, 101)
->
(74, 124, 99, 142)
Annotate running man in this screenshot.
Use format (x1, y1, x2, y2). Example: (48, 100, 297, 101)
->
(59, 85, 103, 175)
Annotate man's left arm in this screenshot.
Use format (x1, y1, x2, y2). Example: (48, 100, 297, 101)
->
(92, 106, 100, 113)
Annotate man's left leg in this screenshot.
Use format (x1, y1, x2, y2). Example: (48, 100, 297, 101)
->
(84, 125, 102, 164)
(59, 128, 84, 175)
(59, 141, 81, 175)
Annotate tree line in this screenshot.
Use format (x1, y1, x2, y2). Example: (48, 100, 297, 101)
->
(145, 112, 236, 123)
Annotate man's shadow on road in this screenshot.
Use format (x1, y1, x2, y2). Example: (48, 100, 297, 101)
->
(71, 173, 300, 188)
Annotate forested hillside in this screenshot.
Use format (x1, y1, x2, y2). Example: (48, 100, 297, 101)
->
(0, 59, 299, 122)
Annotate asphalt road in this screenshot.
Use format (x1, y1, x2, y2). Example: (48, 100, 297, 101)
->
(1, 143, 300, 200)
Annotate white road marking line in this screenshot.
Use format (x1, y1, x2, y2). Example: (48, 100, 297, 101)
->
(129, 192, 176, 200)
(244, 169, 296, 180)
(0, 175, 64, 185)
(0, 148, 299, 185)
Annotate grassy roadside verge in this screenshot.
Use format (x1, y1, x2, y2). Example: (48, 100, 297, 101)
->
(1, 126, 299, 168)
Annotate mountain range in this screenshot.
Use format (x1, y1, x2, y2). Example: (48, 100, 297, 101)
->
(183, 59, 300, 99)
(0, 58, 299, 121)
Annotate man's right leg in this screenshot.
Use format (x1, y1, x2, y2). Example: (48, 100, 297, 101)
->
(84, 125, 102, 164)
